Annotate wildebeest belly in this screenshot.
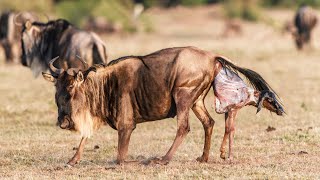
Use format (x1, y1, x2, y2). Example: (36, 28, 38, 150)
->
(131, 79, 176, 123)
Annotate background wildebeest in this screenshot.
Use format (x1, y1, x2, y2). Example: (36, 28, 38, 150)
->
(0, 11, 37, 63)
(21, 19, 108, 77)
(293, 5, 318, 50)
(42, 46, 283, 166)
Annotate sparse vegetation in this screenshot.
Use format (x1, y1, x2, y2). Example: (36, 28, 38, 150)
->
(1, 2, 320, 179)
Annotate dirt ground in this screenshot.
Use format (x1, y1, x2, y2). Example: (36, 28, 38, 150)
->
(0, 5, 320, 179)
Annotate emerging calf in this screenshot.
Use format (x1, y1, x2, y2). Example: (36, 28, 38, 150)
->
(42, 46, 284, 166)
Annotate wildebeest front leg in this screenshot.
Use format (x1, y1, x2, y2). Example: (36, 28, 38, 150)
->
(220, 110, 237, 161)
(67, 137, 87, 167)
(192, 100, 215, 162)
(116, 128, 134, 165)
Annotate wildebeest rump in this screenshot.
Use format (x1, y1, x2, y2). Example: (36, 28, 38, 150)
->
(42, 46, 284, 166)
(21, 19, 108, 77)
(0, 11, 37, 63)
(293, 5, 317, 49)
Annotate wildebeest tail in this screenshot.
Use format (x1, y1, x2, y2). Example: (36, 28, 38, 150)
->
(91, 33, 108, 64)
(215, 56, 278, 97)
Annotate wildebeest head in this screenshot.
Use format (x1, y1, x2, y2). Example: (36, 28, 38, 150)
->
(256, 90, 285, 116)
(21, 19, 71, 77)
(21, 20, 45, 73)
(42, 57, 89, 130)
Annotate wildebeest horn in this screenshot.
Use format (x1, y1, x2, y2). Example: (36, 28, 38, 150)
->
(49, 56, 64, 75)
(76, 55, 89, 69)
(13, 12, 23, 26)
(43, 13, 50, 21)
(27, 11, 39, 22)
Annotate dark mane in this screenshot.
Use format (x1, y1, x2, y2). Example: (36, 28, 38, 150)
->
(107, 56, 140, 66)
(0, 11, 11, 39)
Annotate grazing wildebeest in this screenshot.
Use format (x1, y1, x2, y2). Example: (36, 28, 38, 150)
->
(42, 46, 284, 166)
(21, 19, 108, 77)
(0, 11, 37, 63)
(293, 5, 318, 50)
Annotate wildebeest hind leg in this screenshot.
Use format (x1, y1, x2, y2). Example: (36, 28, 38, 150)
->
(192, 100, 215, 162)
(67, 137, 87, 167)
(152, 89, 192, 165)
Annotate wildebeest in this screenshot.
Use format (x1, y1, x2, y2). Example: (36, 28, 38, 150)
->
(21, 19, 108, 77)
(0, 11, 37, 63)
(42, 46, 284, 166)
(293, 5, 317, 50)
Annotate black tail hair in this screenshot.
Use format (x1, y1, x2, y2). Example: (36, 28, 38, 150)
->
(215, 56, 280, 99)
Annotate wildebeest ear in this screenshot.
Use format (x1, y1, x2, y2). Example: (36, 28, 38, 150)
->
(76, 71, 84, 83)
(42, 72, 56, 83)
(25, 20, 32, 30)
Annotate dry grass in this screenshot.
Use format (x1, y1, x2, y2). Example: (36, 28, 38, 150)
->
(1, 5, 320, 179)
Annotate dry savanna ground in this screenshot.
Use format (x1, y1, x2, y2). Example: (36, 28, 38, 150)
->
(0, 5, 320, 179)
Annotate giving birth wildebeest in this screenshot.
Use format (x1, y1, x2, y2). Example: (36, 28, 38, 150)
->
(42, 46, 284, 166)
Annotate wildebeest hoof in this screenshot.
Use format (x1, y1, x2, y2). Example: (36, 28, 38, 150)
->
(196, 156, 208, 163)
(145, 157, 169, 165)
(227, 157, 234, 163)
(66, 159, 79, 167)
(220, 152, 226, 160)
(64, 163, 74, 168)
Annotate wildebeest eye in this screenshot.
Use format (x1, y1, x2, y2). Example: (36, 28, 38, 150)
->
(65, 94, 71, 101)
(67, 85, 74, 90)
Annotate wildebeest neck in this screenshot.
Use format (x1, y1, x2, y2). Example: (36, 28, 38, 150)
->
(81, 68, 118, 129)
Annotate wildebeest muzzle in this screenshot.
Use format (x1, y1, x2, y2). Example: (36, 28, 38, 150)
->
(57, 115, 74, 130)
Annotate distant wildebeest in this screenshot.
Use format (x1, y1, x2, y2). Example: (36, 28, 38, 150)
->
(293, 5, 317, 50)
(42, 46, 284, 166)
(0, 11, 37, 63)
(221, 19, 242, 38)
(83, 16, 122, 34)
(21, 19, 108, 77)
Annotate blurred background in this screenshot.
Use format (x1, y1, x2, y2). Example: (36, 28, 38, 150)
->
(1, 0, 320, 179)
(0, 0, 319, 34)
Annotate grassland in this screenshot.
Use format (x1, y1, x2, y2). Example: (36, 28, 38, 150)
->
(0, 5, 320, 179)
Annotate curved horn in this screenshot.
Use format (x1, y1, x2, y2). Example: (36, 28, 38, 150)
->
(76, 55, 89, 69)
(49, 56, 64, 75)
(13, 12, 23, 26)
(42, 13, 50, 22)
(27, 11, 39, 22)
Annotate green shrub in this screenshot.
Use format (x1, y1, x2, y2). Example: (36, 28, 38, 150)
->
(180, 0, 208, 6)
(224, 0, 260, 21)
(55, 0, 141, 32)
(0, 0, 52, 13)
(261, 0, 320, 7)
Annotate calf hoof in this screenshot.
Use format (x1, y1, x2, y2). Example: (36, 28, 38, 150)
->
(196, 156, 208, 163)
(145, 157, 169, 165)
(66, 159, 79, 167)
(64, 163, 73, 168)
(227, 156, 234, 163)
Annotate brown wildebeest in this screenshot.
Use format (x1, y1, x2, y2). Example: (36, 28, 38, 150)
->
(21, 19, 108, 77)
(42, 46, 284, 166)
(0, 11, 37, 63)
(293, 5, 318, 50)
